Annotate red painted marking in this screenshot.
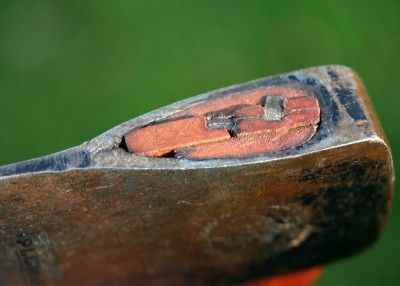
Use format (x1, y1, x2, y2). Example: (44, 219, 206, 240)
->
(240, 267, 322, 286)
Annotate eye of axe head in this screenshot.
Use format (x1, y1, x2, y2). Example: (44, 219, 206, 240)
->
(0, 65, 394, 286)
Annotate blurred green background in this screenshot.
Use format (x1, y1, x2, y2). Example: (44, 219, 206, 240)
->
(0, 0, 398, 285)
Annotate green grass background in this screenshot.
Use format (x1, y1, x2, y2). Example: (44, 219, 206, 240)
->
(0, 1, 399, 285)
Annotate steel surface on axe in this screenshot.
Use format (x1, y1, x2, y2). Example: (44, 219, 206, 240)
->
(0, 65, 394, 286)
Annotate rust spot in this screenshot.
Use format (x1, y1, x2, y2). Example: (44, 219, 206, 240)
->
(124, 87, 320, 159)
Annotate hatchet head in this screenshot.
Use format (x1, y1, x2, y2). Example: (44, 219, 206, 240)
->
(0, 65, 394, 285)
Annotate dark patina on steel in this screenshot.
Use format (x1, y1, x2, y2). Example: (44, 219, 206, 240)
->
(0, 65, 394, 285)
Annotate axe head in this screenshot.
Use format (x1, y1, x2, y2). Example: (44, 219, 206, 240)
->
(0, 65, 394, 285)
